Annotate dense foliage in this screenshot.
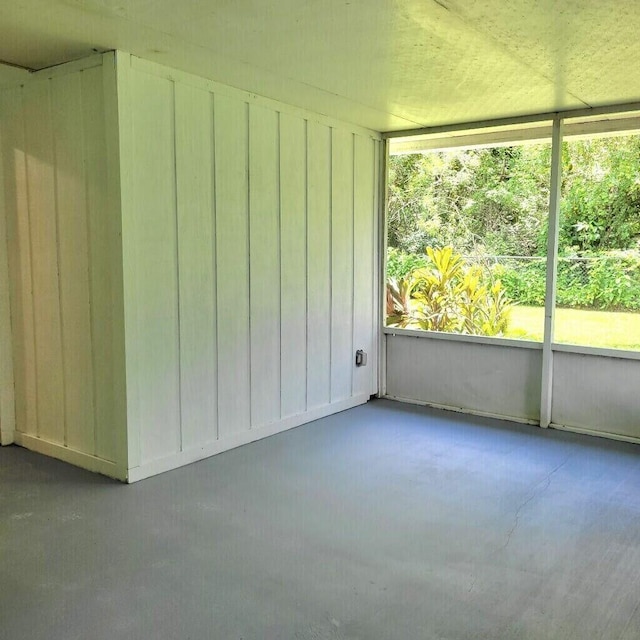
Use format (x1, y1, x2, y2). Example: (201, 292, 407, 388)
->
(387, 134, 640, 318)
(387, 247, 511, 335)
(560, 139, 640, 252)
(388, 136, 640, 259)
(495, 252, 640, 310)
(388, 145, 551, 257)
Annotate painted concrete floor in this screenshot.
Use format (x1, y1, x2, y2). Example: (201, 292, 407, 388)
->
(1, 399, 640, 640)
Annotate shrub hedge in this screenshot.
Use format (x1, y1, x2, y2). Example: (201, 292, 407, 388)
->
(388, 249, 640, 311)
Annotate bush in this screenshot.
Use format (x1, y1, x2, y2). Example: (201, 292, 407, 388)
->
(495, 260, 546, 307)
(587, 251, 640, 310)
(489, 251, 640, 310)
(387, 247, 512, 336)
(389, 249, 640, 311)
(386, 247, 427, 279)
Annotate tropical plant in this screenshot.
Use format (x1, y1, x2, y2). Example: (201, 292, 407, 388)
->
(386, 275, 418, 327)
(386, 247, 513, 336)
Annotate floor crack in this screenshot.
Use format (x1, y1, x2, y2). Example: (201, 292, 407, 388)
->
(468, 455, 570, 596)
(500, 455, 570, 552)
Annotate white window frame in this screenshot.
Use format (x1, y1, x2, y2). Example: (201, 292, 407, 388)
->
(381, 102, 640, 415)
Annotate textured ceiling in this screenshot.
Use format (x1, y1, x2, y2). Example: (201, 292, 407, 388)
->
(1, 0, 639, 132)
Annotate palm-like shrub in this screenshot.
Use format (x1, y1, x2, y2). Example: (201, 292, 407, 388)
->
(386, 246, 512, 336)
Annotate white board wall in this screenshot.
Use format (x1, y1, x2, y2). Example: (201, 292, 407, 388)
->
(0, 54, 128, 479)
(385, 333, 640, 441)
(0, 128, 15, 445)
(551, 352, 640, 440)
(1, 51, 380, 482)
(117, 55, 381, 481)
(385, 334, 543, 423)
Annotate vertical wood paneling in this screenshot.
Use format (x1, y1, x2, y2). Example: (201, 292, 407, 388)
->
(214, 93, 251, 438)
(120, 63, 379, 466)
(249, 104, 281, 427)
(2, 59, 126, 468)
(353, 134, 375, 397)
(0, 94, 16, 444)
(52, 72, 96, 454)
(128, 72, 181, 463)
(23, 80, 65, 445)
(306, 122, 332, 409)
(0, 213, 13, 444)
(0, 88, 36, 438)
(3, 53, 382, 481)
(84, 63, 118, 462)
(175, 83, 217, 449)
(117, 53, 141, 470)
(279, 113, 307, 418)
(101, 54, 128, 470)
(330, 128, 355, 402)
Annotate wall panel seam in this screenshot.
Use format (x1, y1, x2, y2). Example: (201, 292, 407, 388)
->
(328, 127, 333, 401)
(171, 80, 184, 452)
(50, 77, 68, 446)
(303, 118, 309, 412)
(276, 110, 283, 420)
(210, 90, 220, 442)
(21, 85, 39, 437)
(80, 69, 99, 456)
(350, 133, 356, 397)
(245, 101, 253, 430)
(0, 100, 16, 442)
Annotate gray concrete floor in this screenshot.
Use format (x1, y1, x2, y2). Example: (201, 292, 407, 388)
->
(1, 399, 640, 640)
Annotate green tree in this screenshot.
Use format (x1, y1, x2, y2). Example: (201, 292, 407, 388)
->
(388, 135, 640, 258)
(560, 136, 640, 253)
(388, 144, 552, 258)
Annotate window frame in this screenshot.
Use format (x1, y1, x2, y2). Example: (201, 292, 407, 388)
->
(382, 104, 640, 363)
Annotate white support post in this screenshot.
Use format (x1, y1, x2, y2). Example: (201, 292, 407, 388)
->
(377, 138, 389, 398)
(540, 117, 563, 428)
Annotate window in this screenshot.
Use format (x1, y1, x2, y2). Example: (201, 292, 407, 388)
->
(386, 124, 552, 341)
(554, 124, 640, 350)
(386, 111, 640, 354)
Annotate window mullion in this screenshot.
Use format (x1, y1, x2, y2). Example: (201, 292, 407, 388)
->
(540, 116, 563, 428)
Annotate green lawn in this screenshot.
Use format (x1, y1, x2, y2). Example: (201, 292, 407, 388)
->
(505, 305, 640, 350)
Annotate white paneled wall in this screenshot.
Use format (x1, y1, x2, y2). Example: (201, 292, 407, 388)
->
(0, 54, 127, 478)
(385, 334, 543, 423)
(0, 131, 14, 445)
(385, 333, 640, 441)
(0, 51, 380, 481)
(118, 55, 381, 480)
(306, 122, 332, 410)
(551, 352, 640, 440)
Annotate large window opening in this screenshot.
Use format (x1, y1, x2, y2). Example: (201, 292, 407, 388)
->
(386, 124, 552, 341)
(386, 113, 640, 355)
(554, 125, 640, 350)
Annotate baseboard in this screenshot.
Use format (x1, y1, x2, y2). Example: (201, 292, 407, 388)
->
(13, 432, 127, 481)
(549, 422, 640, 445)
(384, 395, 640, 446)
(127, 394, 370, 483)
(383, 394, 540, 426)
(1, 430, 15, 446)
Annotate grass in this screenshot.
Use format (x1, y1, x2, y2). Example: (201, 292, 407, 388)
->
(505, 305, 640, 350)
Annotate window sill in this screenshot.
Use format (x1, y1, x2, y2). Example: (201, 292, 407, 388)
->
(383, 327, 640, 360)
